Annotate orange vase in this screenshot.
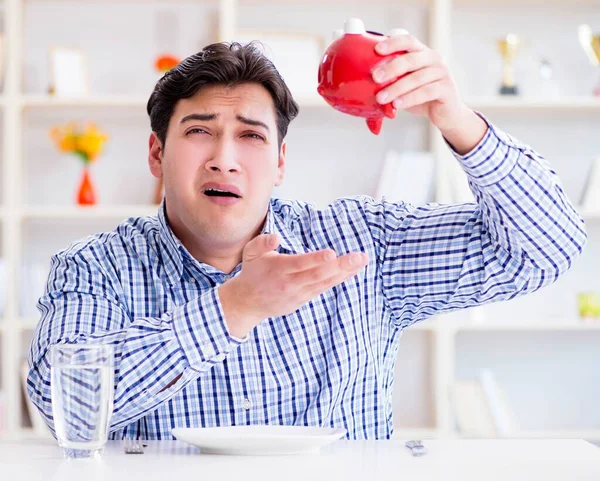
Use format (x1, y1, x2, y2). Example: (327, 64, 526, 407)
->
(77, 167, 97, 205)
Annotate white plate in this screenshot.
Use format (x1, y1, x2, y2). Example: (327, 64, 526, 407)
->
(172, 425, 347, 456)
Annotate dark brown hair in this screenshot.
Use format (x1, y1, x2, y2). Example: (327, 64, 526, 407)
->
(147, 42, 299, 150)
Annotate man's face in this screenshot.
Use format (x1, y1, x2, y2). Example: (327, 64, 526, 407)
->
(148, 83, 286, 251)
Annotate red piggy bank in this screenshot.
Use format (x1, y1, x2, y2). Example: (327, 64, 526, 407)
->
(317, 18, 408, 135)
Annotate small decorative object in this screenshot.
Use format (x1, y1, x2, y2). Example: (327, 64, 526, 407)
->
(49, 122, 109, 206)
(154, 53, 180, 73)
(497, 34, 520, 95)
(234, 30, 325, 100)
(536, 58, 560, 98)
(48, 47, 90, 97)
(577, 292, 600, 321)
(578, 24, 600, 96)
(317, 18, 408, 135)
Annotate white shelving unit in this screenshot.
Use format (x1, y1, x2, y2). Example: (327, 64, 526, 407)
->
(1, 0, 599, 443)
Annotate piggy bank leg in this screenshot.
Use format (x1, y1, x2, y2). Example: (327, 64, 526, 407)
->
(366, 117, 383, 135)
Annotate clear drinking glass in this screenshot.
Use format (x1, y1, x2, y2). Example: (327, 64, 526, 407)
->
(50, 344, 115, 459)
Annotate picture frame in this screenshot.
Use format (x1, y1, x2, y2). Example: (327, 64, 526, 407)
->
(232, 30, 326, 98)
(48, 46, 90, 96)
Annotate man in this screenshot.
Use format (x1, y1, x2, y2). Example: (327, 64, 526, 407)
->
(28, 37, 586, 440)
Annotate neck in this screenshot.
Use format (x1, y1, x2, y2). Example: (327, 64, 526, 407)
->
(164, 204, 267, 275)
(189, 242, 245, 274)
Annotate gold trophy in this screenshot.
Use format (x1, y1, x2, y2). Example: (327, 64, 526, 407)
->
(578, 24, 600, 96)
(497, 34, 520, 95)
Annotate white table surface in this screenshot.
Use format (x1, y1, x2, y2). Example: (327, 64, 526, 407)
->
(1, 438, 599, 481)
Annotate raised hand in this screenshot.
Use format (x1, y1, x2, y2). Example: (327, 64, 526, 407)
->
(219, 233, 369, 338)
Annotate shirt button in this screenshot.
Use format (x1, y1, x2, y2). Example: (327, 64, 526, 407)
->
(242, 398, 252, 410)
(202, 344, 214, 356)
(215, 353, 226, 362)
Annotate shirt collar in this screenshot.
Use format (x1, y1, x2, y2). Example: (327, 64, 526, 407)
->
(157, 198, 307, 285)
(261, 200, 307, 255)
(157, 199, 186, 286)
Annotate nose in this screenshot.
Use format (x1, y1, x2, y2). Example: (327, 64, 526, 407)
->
(205, 139, 240, 174)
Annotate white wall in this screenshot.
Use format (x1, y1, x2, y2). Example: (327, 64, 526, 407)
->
(9, 0, 600, 434)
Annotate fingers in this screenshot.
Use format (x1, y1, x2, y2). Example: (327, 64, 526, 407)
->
(290, 252, 368, 285)
(372, 49, 440, 86)
(280, 249, 338, 273)
(375, 66, 446, 104)
(375, 33, 425, 56)
(242, 233, 280, 262)
(305, 257, 368, 295)
(392, 80, 446, 110)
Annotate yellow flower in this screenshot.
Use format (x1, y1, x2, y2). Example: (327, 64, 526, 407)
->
(76, 124, 108, 162)
(49, 122, 108, 164)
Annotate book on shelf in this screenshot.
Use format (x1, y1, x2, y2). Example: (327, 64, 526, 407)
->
(581, 156, 600, 214)
(479, 369, 519, 437)
(374, 150, 434, 206)
(451, 370, 519, 438)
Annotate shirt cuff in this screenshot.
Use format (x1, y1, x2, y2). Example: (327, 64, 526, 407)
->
(447, 111, 520, 188)
(171, 287, 246, 371)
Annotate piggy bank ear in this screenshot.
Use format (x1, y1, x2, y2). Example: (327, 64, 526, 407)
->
(385, 28, 409, 37)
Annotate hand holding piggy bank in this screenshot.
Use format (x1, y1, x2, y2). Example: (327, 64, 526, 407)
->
(317, 18, 409, 134)
(318, 17, 474, 139)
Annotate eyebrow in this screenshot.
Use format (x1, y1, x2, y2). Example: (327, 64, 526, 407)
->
(180, 113, 270, 132)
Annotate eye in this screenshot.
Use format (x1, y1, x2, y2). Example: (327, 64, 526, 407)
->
(186, 128, 208, 136)
(244, 133, 265, 141)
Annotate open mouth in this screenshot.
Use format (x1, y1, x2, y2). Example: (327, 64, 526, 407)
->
(203, 188, 241, 199)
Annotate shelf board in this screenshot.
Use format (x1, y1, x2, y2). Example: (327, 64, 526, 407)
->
(21, 95, 149, 109)
(451, 320, 600, 332)
(466, 97, 600, 112)
(19, 93, 328, 109)
(21, 204, 159, 220)
(13, 94, 600, 112)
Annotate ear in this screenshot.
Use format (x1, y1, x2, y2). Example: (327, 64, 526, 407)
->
(148, 132, 164, 179)
(275, 142, 286, 187)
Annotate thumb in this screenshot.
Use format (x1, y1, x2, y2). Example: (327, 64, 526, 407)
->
(242, 233, 280, 262)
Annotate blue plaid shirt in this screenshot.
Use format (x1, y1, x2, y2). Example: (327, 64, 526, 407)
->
(28, 118, 587, 440)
